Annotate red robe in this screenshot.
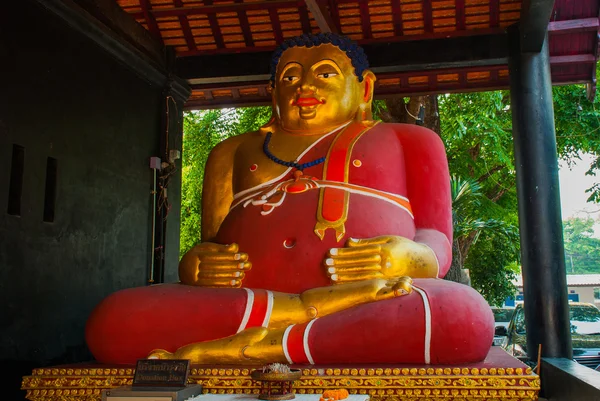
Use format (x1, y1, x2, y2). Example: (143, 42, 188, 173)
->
(85, 123, 493, 365)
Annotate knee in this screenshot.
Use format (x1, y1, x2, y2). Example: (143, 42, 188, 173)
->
(413, 279, 495, 364)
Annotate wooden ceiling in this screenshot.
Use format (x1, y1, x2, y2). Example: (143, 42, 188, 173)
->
(112, 0, 600, 109)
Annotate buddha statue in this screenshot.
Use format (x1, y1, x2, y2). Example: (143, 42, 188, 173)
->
(85, 33, 494, 366)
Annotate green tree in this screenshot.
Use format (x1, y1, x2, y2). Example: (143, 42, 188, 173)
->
(437, 91, 521, 303)
(450, 175, 520, 304)
(552, 67, 600, 203)
(563, 216, 600, 274)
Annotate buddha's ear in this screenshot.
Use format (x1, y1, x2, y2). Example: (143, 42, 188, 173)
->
(356, 70, 376, 122)
(270, 83, 281, 122)
(361, 70, 376, 103)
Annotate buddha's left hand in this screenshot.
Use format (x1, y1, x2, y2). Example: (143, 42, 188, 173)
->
(324, 235, 439, 283)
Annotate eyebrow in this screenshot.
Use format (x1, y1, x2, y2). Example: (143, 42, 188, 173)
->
(310, 59, 343, 74)
(279, 62, 303, 77)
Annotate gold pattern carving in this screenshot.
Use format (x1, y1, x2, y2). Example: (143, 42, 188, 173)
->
(22, 363, 540, 401)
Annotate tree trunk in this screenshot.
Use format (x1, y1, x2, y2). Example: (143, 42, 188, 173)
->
(379, 95, 470, 285)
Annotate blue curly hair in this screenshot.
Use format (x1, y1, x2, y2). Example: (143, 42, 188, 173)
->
(269, 33, 370, 88)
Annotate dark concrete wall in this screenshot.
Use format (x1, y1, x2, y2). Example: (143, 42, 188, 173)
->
(0, 2, 181, 397)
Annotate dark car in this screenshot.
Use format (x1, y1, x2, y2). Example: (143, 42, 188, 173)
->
(497, 302, 600, 369)
(491, 307, 515, 346)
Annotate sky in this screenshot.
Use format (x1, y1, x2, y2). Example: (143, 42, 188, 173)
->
(558, 153, 600, 237)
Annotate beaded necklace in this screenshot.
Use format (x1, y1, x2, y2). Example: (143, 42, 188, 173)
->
(262, 132, 326, 171)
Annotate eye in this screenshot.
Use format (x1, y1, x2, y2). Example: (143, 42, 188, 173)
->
(282, 76, 299, 83)
(317, 72, 338, 79)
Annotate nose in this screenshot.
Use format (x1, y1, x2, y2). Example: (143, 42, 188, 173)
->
(297, 73, 316, 94)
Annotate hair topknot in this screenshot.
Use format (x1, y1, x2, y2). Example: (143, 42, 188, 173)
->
(269, 33, 369, 87)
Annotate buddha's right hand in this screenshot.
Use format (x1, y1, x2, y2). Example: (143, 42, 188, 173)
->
(178, 242, 251, 287)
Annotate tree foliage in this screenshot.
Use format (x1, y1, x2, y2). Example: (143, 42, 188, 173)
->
(437, 91, 521, 304)
(563, 216, 600, 274)
(552, 70, 600, 203)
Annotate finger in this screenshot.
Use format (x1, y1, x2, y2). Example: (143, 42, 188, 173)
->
(326, 264, 381, 275)
(385, 276, 413, 286)
(389, 276, 414, 296)
(193, 243, 239, 253)
(329, 271, 385, 283)
(345, 237, 389, 248)
(222, 243, 239, 253)
(201, 253, 248, 263)
(328, 244, 381, 257)
(324, 254, 381, 267)
(393, 281, 413, 296)
(197, 271, 246, 280)
(195, 278, 243, 288)
(201, 261, 252, 271)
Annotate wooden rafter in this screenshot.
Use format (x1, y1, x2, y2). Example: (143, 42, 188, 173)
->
(489, 0, 500, 27)
(358, 0, 372, 39)
(304, 0, 339, 33)
(137, 0, 162, 42)
(235, 0, 255, 47)
(268, 8, 284, 43)
(204, 0, 225, 49)
(391, 0, 403, 36)
(455, 0, 466, 31)
(422, 0, 433, 33)
(173, 0, 196, 51)
(299, 5, 313, 34)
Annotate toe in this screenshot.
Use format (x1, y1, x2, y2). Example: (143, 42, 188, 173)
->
(147, 349, 172, 359)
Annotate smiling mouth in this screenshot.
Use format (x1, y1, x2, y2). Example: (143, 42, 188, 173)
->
(293, 97, 324, 107)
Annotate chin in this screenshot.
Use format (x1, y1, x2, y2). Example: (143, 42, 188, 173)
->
(299, 111, 317, 120)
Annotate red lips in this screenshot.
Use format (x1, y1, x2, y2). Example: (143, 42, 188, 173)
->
(293, 97, 324, 107)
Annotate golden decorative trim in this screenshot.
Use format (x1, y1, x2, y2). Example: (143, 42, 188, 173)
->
(22, 365, 539, 401)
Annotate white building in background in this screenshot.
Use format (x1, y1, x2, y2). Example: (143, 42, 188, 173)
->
(510, 274, 600, 307)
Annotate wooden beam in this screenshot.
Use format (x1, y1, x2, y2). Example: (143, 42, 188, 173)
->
(183, 59, 595, 110)
(304, 0, 338, 33)
(34, 0, 172, 85)
(519, 0, 556, 52)
(548, 18, 600, 34)
(74, 0, 165, 62)
(549, 54, 596, 64)
(131, 0, 299, 19)
(177, 33, 510, 84)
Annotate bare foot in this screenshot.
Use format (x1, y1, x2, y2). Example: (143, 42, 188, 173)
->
(147, 327, 270, 364)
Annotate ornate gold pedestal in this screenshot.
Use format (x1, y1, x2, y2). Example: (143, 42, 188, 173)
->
(22, 348, 539, 401)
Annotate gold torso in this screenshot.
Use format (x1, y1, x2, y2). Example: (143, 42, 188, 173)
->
(232, 126, 337, 195)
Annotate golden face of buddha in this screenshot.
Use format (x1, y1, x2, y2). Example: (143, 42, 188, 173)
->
(273, 43, 374, 134)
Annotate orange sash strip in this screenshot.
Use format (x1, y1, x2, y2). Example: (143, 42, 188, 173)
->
(315, 121, 380, 241)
